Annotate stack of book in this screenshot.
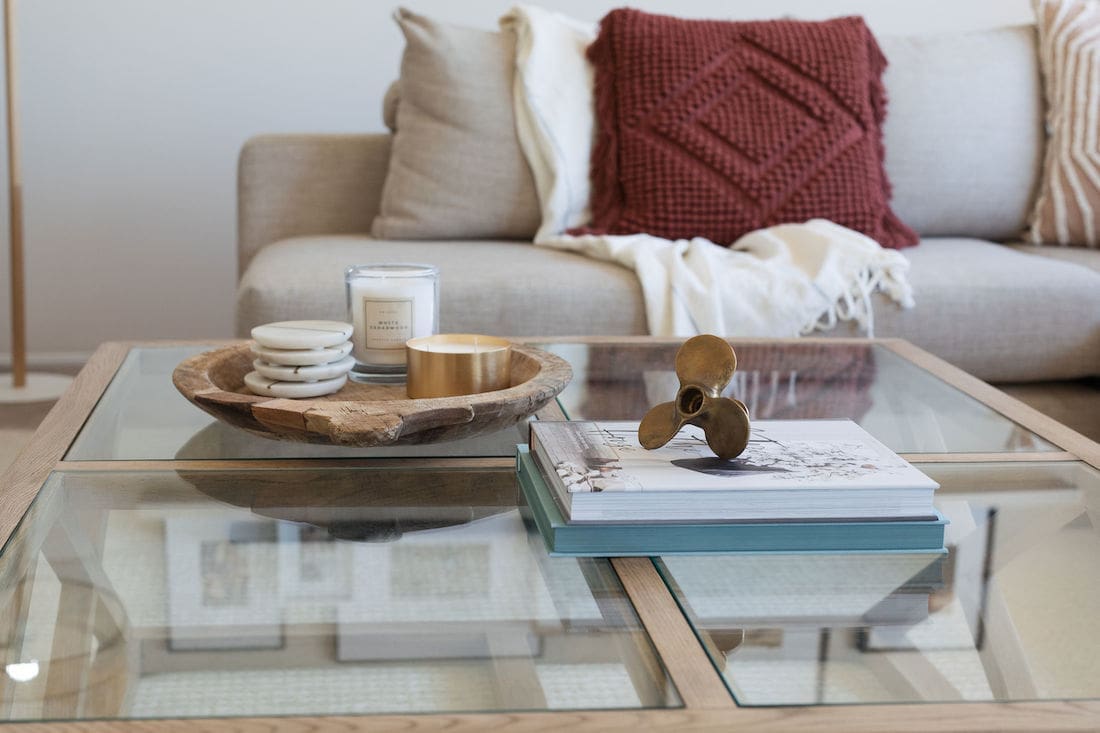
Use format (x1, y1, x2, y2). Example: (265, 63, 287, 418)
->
(517, 419, 945, 556)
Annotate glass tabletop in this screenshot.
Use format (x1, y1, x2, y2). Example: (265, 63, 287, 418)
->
(66, 347, 527, 460)
(66, 342, 1055, 461)
(543, 342, 1055, 454)
(0, 466, 679, 721)
(657, 461, 1100, 706)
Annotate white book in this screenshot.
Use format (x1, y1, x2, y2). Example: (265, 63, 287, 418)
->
(529, 420, 939, 523)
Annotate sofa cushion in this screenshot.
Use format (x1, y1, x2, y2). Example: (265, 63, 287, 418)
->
(579, 10, 916, 248)
(237, 237, 647, 339)
(879, 26, 1044, 241)
(1007, 243, 1100, 275)
(832, 239, 1100, 381)
(382, 82, 399, 132)
(237, 238, 1100, 383)
(370, 9, 540, 241)
(373, 20, 1042, 245)
(1026, 0, 1100, 247)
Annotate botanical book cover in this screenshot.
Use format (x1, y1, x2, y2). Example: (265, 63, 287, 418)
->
(530, 420, 938, 495)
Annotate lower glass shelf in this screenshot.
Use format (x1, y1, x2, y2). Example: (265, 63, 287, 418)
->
(656, 461, 1100, 706)
(0, 465, 680, 721)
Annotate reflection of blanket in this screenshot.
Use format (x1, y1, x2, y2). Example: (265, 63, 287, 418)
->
(502, 5, 915, 338)
(577, 341, 879, 423)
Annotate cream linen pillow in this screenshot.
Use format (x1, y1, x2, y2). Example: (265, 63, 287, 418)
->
(1027, 0, 1100, 247)
(371, 9, 541, 240)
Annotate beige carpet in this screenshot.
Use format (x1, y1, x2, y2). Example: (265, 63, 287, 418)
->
(1, 379, 1099, 477)
(0, 400, 57, 474)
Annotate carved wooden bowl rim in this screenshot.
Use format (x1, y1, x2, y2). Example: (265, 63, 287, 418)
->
(171, 341, 573, 447)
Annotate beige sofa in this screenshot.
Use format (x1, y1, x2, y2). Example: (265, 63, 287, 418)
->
(235, 24, 1100, 385)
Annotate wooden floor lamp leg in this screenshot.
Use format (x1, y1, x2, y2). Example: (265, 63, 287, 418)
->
(0, 0, 71, 402)
(4, 0, 25, 389)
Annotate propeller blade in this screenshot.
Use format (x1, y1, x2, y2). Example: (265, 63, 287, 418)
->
(639, 400, 686, 450)
(695, 397, 752, 460)
(674, 335, 737, 393)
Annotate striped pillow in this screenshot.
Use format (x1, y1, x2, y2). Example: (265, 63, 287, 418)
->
(1027, 0, 1100, 247)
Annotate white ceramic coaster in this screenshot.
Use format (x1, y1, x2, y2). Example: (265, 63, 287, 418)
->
(252, 355, 355, 383)
(251, 320, 353, 350)
(250, 340, 353, 366)
(243, 371, 348, 399)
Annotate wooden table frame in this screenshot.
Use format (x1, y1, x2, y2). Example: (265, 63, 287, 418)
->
(1, 337, 1098, 732)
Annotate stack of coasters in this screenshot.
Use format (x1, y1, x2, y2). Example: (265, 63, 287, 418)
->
(246, 321, 355, 398)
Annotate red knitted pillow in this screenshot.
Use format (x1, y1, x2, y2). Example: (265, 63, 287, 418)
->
(576, 10, 917, 249)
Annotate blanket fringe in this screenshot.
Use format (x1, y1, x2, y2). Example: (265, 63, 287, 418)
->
(803, 254, 914, 338)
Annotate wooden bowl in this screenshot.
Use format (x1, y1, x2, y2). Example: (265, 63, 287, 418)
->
(172, 342, 572, 447)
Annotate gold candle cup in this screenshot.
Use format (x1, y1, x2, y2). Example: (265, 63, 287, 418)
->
(406, 334, 512, 399)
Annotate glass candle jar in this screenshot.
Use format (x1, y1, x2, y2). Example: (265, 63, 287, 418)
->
(345, 264, 439, 380)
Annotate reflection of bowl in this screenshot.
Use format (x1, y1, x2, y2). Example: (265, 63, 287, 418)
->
(172, 341, 572, 447)
(173, 419, 527, 461)
(175, 420, 331, 459)
(174, 466, 518, 542)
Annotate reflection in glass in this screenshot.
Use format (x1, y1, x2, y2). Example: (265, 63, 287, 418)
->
(659, 462, 1100, 705)
(544, 342, 1054, 453)
(0, 468, 678, 720)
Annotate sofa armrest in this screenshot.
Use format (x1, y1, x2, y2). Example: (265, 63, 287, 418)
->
(237, 133, 392, 276)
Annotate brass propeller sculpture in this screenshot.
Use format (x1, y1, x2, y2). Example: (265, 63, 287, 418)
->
(638, 335, 751, 460)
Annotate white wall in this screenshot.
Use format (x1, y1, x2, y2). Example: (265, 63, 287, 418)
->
(0, 0, 1031, 361)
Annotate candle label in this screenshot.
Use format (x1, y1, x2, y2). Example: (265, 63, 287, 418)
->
(362, 298, 413, 350)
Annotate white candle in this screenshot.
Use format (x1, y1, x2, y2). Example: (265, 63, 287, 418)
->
(417, 339, 509, 354)
(345, 264, 438, 369)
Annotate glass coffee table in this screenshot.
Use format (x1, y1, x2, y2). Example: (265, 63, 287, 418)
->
(0, 337, 1097, 730)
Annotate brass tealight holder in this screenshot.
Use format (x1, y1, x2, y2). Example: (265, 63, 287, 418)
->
(639, 334, 751, 459)
(406, 334, 512, 399)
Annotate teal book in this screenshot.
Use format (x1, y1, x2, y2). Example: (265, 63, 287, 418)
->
(517, 447, 947, 557)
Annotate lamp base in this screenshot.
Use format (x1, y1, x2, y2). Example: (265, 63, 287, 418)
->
(0, 372, 73, 403)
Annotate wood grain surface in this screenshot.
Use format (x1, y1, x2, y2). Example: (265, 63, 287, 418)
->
(611, 557, 734, 710)
(2, 701, 1100, 733)
(0, 342, 128, 550)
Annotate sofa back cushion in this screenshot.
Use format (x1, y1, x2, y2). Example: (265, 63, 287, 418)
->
(1026, 0, 1100, 247)
(371, 9, 541, 241)
(372, 18, 1043, 244)
(879, 26, 1044, 241)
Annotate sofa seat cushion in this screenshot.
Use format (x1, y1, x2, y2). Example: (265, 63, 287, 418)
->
(237, 237, 647, 339)
(372, 10, 540, 241)
(1006, 244, 1100, 275)
(238, 237, 1100, 383)
(834, 239, 1100, 382)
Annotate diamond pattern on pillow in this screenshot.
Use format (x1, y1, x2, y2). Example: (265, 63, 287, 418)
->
(576, 10, 917, 249)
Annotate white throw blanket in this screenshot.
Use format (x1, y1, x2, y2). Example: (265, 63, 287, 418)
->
(501, 5, 915, 337)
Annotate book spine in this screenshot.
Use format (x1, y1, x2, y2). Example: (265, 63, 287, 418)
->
(550, 523, 945, 555)
(517, 446, 557, 554)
